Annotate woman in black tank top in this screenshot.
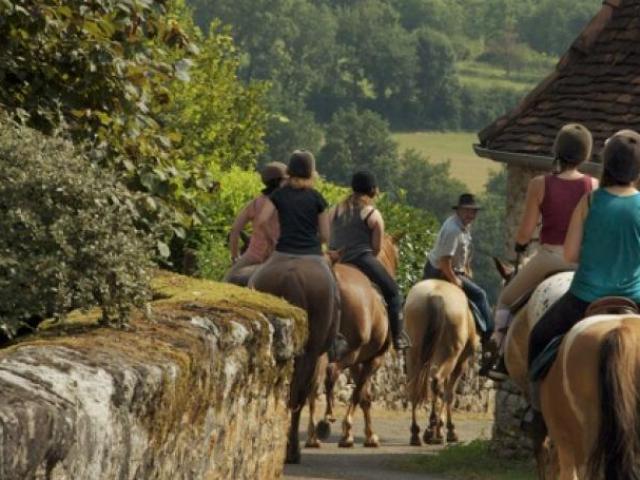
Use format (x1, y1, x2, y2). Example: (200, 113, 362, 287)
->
(329, 171, 410, 351)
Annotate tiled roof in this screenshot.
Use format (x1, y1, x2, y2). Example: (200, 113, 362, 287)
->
(478, 0, 640, 160)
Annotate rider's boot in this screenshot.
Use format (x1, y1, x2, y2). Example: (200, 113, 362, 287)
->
(479, 337, 498, 377)
(390, 310, 412, 351)
(520, 381, 547, 438)
(487, 355, 509, 382)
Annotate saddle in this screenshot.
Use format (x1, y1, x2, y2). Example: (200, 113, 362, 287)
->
(530, 296, 640, 381)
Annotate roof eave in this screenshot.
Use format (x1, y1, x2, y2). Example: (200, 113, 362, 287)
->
(473, 144, 602, 176)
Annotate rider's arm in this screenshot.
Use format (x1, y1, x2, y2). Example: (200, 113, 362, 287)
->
(366, 208, 385, 256)
(564, 194, 589, 263)
(318, 211, 331, 245)
(438, 256, 463, 288)
(254, 198, 276, 239)
(229, 200, 254, 261)
(515, 176, 544, 246)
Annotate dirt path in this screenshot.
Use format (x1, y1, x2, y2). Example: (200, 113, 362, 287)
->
(284, 406, 493, 480)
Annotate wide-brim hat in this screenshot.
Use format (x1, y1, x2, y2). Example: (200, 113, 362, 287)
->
(452, 193, 482, 210)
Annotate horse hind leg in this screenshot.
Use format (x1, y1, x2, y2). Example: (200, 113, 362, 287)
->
(445, 346, 472, 443)
(305, 354, 327, 448)
(339, 364, 361, 448)
(424, 377, 445, 445)
(286, 407, 303, 464)
(357, 357, 383, 448)
(317, 362, 340, 441)
(410, 400, 422, 446)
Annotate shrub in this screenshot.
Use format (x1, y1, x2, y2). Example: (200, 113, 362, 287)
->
(0, 119, 154, 337)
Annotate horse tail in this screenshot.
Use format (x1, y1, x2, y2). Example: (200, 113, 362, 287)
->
(421, 295, 447, 367)
(588, 323, 640, 480)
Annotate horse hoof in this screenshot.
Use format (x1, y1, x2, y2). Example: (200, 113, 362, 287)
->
(447, 431, 459, 443)
(316, 420, 331, 440)
(410, 435, 422, 446)
(285, 450, 301, 464)
(426, 436, 445, 445)
(305, 439, 321, 449)
(339, 438, 354, 448)
(364, 435, 380, 448)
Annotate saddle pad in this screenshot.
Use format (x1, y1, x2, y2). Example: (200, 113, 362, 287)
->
(529, 335, 563, 381)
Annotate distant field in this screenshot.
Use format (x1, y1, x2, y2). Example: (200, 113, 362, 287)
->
(457, 60, 551, 92)
(393, 131, 499, 192)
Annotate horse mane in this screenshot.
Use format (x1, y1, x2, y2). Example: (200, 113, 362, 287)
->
(378, 234, 398, 277)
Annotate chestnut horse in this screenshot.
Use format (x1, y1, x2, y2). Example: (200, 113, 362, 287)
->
(250, 254, 338, 464)
(541, 315, 640, 479)
(405, 279, 478, 445)
(316, 235, 398, 448)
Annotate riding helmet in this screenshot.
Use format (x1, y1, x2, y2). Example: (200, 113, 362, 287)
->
(552, 123, 593, 166)
(287, 150, 316, 179)
(603, 130, 640, 184)
(351, 171, 377, 195)
(260, 161, 287, 184)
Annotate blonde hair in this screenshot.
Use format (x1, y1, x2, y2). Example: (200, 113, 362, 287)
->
(287, 176, 315, 189)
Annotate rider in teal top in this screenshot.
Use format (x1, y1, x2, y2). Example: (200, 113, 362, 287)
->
(523, 129, 640, 435)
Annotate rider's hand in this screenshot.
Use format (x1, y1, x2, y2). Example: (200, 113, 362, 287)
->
(514, 242, 528, 254)
(454, 277, 463, 288)
(327, 250, 341, 263)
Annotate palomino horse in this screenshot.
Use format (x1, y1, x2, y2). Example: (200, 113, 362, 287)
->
(316, 235, 398, 448)
(250, 255, 338, 464)
(541, 314, 640, 479)
(405, 279, 478, 445)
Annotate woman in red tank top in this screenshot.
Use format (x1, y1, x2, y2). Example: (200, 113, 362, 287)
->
(488, 124, 598, 381)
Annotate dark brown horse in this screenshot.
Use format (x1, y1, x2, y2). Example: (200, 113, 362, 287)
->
(250, 253, 338, 464)
(316, 235, 398, 448)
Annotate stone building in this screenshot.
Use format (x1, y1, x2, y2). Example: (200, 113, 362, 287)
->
(473, 0, 640, 455)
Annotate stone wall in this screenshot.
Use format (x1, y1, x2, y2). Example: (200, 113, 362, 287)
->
(334, 348, 495, 413)
(492, 164, 545, 457)
(0, 272, 306, 480)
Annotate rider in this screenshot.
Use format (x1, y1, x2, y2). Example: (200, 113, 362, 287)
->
(423, 193, 494, 361)
(524, 129, 640, 433)
(253, 150, 349, 360)
(224, 162, 287, 285)
(488, 124, 597, 381)
(328, 171, 411, 351)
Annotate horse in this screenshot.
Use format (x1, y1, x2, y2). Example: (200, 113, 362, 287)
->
(249, 254, 339, 464)
(315, 234, 398, 448)
(541, 314, 640, 479)
(494, 262, 573, 479)
(405, 279, 478, 446)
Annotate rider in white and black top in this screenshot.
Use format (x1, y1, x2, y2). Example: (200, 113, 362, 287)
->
(329, 171, 411, 351)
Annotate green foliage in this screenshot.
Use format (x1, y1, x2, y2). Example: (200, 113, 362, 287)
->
(0, 0, 196, 232)
(0, 118, 154, 337)
(397, 149, 467, 222)
(166, 22, 268, 173)
(396, 439, 535, 479)
(471, 169, 508, 303)
(318, 107, 399, 190)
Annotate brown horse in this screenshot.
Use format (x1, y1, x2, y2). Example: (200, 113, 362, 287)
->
(316, 235, 398, 448)
(405, 279, 478, 445)
(250, 254, 338, 464)
(541, 315, 640, 480)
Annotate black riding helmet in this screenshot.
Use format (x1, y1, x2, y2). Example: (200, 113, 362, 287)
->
(351, 171, 377, 196)
(603, 130, 640, 184)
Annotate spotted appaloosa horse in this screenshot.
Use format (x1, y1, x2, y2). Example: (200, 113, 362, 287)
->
(316, 235, 398, 448)
(405, 279, 478, 446)
(250, 254, 338, 464)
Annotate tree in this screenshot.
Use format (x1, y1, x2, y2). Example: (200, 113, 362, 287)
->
(414, 27, 461, 129)
(317, 107, 399, 190)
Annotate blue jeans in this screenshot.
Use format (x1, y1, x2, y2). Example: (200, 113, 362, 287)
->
(423, 262, 494, 340)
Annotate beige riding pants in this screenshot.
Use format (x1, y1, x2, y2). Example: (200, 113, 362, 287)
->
(498, 244, 576, 308)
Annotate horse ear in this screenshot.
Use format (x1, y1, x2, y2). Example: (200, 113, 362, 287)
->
(493, 256, 514, 281)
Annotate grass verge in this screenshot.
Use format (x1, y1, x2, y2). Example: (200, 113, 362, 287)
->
(394, 440, 536, 480)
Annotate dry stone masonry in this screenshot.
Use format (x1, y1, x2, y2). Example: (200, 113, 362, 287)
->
(0, 272, 306, 480)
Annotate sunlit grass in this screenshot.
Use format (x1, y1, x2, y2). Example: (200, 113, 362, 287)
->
(393, 131, 498, 193)
(394, 439, 536, 480)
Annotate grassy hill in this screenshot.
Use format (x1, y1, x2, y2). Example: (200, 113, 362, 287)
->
(393, 131, 500, 193)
